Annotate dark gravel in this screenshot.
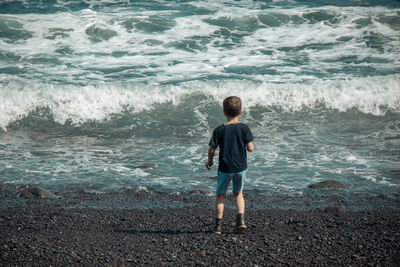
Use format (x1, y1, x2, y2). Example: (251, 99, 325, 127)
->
(1, 203, 399, 266)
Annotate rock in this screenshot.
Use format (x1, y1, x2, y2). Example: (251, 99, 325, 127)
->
(308, 180, 345, 189)
(20, 187, 56, 198)
(324, 206, 346, 214)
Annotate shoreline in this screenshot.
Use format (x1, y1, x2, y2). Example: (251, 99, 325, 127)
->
(1, 191, 400, 266)
(1, 185, 399, 212)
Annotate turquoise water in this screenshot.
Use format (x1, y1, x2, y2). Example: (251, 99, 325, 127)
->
(0, 0, 399, 200)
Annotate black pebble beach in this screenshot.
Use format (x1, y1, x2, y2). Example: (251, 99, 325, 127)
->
(1, 190, 399, 266)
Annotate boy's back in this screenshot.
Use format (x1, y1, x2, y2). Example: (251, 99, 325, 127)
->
(209, 122, 253, 173)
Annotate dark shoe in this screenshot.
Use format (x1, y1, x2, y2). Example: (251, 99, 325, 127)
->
(236, 213, 246, 233)
(214, 218, 222, 234)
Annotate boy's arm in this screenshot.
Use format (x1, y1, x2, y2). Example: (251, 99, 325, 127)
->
(247, 141, 254, 152)
(205, 146, 215, 170)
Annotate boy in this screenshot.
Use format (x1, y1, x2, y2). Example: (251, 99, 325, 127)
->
(206, 96, 254, 234)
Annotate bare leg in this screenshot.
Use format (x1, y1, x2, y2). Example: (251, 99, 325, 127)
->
(234, 192, 245, 214)
(215, 194, 226, 218)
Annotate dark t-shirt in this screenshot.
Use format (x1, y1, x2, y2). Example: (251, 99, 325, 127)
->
(209, 123, 254, 173)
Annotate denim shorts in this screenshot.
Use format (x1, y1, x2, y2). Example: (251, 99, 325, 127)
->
(216, 170, 246, 194)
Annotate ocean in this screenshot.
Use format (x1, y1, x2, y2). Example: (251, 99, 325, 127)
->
(1, 0, 399, 206)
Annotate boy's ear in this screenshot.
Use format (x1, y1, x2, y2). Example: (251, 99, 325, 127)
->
(239, 109, 243, 115)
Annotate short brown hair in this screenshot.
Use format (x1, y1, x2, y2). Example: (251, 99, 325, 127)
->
(223, 96, 242, 117)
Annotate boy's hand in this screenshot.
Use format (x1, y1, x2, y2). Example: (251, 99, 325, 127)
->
(247, 141, 255, 152)
(205, 161, 213, 170)
(206, 146, 215, 170)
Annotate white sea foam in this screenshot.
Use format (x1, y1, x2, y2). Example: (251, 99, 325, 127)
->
(1, 5, 399, 85)
(165, 16, 220, 39)
(129, 168, 150, 177)
(346, 156, 357, 162)
(364, 175, 400, 187)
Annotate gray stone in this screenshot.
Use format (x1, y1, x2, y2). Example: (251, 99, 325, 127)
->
(20, 187, 56, 198)
(308, 180, 346, 189)
(324, 206, 347, 214)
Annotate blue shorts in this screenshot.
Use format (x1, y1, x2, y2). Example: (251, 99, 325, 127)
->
(216, 170, 246, 195)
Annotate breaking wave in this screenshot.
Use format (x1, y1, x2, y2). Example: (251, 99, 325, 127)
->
(1, 75, 399, 131)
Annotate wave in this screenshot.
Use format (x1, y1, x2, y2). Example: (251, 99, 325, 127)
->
(1, 75, 399, 131)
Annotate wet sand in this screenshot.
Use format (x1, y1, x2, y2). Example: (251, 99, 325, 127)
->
(1, 192, 399, 266)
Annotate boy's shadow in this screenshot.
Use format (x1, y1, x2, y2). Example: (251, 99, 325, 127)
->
(114, 228, 211, 235)
(115, 226, 240, 235)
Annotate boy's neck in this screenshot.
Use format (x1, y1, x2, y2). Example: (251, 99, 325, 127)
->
(225, 116, 240, 125)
